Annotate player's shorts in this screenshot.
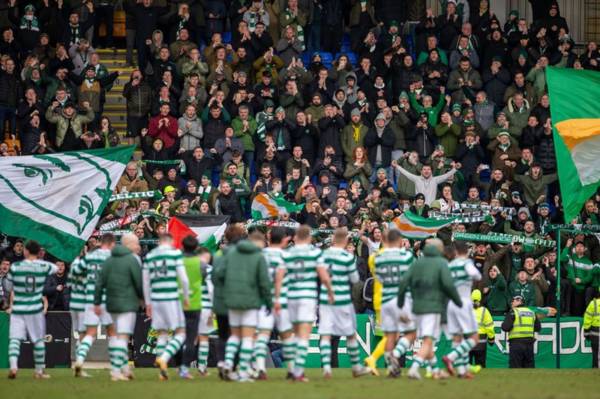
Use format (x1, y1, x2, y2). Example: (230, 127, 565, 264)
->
(198, 308, 216, 335)
(381, 297, 416, 333)
(71, 310, 86, 333)
(151, 300, 185, 331)
(318, 304, 356, 336)
(287, 299, 317, 324)
(275, 307, 293, 333)
(228, 309, 258, 328)
(415, 313, 442, 339)
(447, 298, 478, 336)
(84, 304, 113, 327)
(10, 313, 45, 342)
(257, 306, 274, 331)
(110, 312, 137, 335)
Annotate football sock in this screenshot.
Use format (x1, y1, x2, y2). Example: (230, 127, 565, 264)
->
(8, 338, 20, 370)
(224, 335, 241, 370)
(76, 335, 94, 364)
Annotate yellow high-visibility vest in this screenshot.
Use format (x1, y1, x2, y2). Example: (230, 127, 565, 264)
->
(508, 307, 535, 340)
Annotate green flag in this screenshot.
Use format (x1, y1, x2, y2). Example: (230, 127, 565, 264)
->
(547, 67, 600, 223)
(0, 146, 135, 261)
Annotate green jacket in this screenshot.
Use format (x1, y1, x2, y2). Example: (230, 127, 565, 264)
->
(484, 274, 509, 315)
(213, 240, 272, 310)
(231, 116, 258, 151)
(508, 280, 535, 307)
(211, 250, 227, 316)
(434, 123, 461, 157)
(560, 248, 597, 292)
(341, 123, 369, 163)
(397, 245, 462, 314)
(409, 92, 445, 126)
(396, 158, 422, 199)
(514, 172, 557, 207)
(94, 245, 143, 313)
(45, 106, 95, 148)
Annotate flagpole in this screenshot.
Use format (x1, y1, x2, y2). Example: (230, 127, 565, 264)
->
(555, 228, 561, 369)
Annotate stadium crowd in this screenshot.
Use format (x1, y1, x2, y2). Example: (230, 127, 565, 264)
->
(0, 0, 600, 334)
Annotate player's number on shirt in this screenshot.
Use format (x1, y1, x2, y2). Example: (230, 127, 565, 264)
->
(152, 260, 169, 277)
(293, 260, 305, 281)
(24, 275, 36, 293)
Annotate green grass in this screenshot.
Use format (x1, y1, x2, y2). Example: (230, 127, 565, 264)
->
(0, 369, 597, 399)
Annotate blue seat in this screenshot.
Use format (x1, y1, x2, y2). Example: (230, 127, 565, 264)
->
(320, 52, 333, 68)
(222, 31, 232, 44)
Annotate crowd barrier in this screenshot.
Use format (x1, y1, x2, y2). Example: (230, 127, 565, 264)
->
(0, 312, 593, 369)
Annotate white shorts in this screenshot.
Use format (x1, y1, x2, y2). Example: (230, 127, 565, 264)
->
(228, 309, 258, 328)
(381, 297, 416, 333)
(71, 310, 86, 333)
(257, 306, 274, 331)
(446, 298, 478, 336)
(110, 312, 137, 335)
(10, 313, 45, 342)
(275, 308, 293, 333)
(151, 300, 185, 331)
(415, 313, 442, 339)
(198, 308, 216, 335)
(318, 304, 356, 336)
(84, 304, 113, 327)
(287, 299, 317, 324)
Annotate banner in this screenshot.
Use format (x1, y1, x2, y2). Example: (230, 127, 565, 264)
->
(109, 190, 162, 202)
(453, 232, 556, 248)
(0, 312, 71, 369)
(1, 313, 593, 369)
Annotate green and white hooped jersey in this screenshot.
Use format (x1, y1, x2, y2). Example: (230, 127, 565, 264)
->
(319, 247, 358, 306)
(281, 244, 323, 301)
(68, 257, 87, 312)
(8, 260, 57, 314)
(201, 264, 213, 310)
(143, 245, 185, 302)
(263, 246, 288, 308)
(374, 247, 414, 304)
(448, 257, 481, 298)
(81, 248, 112, 305)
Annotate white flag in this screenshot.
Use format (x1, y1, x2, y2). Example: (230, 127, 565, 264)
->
(0, 147, 134, 261)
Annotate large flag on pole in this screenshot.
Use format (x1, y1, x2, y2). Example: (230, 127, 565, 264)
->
(390, 211, 458, 240)
(0, 146, 135, 261)
(547, 67, 600, 223)
(251, 193, 305, 219)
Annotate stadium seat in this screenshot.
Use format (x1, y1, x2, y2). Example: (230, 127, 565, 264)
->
(222, 31, 232, 44)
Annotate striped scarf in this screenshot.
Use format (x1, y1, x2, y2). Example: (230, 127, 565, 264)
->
(285, 9, 305, 50)
(256, 111, 274, 142)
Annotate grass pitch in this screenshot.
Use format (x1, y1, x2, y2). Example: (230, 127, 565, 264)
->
(0, 368, 597, 399)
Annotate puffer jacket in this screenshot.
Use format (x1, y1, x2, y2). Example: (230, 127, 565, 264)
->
(45, 106, 95, 148)
(213, 240, 272, 310)
(177, 114, 204, 151)
(123, 80, 153, 117)
(397, 244, 462, 314)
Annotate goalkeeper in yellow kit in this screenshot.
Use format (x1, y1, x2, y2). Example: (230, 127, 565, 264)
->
(363, 248, 387, 375)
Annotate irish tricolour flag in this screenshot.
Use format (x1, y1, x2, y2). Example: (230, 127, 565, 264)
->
(251, 193, 304, 219)
(0, 146, 134, 261)
(547, 68, 600, 222)
(390, 211, 457, 240)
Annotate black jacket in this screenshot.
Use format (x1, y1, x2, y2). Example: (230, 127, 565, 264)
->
(183, 152, 220, 184)
(364, 126, 395, 167)
(43, 272, 68, 311)
(0, 69, 21, 108)
(317, 115, 345, 156)
(217, 191, 243, 222)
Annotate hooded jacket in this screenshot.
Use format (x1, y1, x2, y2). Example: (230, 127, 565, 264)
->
(213, 240, 272, 310)
(94, 245, 143, 313)
(397, 244, 462, 314)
